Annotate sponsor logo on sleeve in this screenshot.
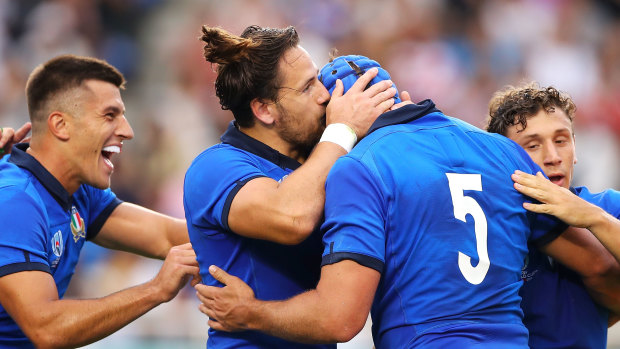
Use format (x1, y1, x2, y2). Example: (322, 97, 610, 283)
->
(51, 230, 63, 268)
(52, 230, 63, 257)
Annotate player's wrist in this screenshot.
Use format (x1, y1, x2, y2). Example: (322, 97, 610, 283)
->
(145, 275, 174, 304)
(319, 123, 357, 153)
(587, 205, 615, 232)
(239, 298, 263, 331)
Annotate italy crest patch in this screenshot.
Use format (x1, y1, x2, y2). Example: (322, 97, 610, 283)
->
(70, 206, 86, 242)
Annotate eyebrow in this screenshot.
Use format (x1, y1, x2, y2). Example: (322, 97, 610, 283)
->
(301, 71, 318, 88)
(101, 105, 125, 115)
(519, 129, 572, 141)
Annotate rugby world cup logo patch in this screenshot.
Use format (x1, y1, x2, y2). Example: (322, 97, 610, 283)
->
(70, 206, 86, 243)
(52, 230, 63, 257)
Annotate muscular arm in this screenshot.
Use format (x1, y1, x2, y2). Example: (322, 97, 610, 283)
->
(571, 204, 620, 264)
(514, 171, 620, 312)
(542, 231, 620, 314)
(0, 244, 199, 349)
(93, 202, 188, 259)
(228, 69, 395, 245)
(539, 226, 619, 278)
(228, 141, 346, 245)
(197, 260, 380, 343)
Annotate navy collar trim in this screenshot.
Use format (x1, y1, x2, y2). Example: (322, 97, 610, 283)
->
(8, 143, 72, 211)
(367, 99, 440, 134)
(220, 121, 302, 170)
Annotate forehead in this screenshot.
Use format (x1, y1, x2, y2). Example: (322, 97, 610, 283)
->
(80, 79, 124, 109)
(507, 109, 572, 140)
(277, 46, 317, 87)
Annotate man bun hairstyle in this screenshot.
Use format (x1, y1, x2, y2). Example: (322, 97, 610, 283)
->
(200, 25, 299, 127)
(486, 81, 576, 136)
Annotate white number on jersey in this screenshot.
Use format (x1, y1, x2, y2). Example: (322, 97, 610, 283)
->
(446, 173, 489, 285)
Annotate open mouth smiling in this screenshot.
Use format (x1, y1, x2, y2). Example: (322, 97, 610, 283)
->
(102, 145, 121, 169)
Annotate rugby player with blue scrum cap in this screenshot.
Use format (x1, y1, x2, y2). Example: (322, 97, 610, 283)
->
(319, 54, 401, 104)
(0, 55, 200, 348)
(196, 55, 619, 348)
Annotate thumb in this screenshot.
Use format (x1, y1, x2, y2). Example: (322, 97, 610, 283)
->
(209, 265, 231, 285)
(331, 79, 343, 98)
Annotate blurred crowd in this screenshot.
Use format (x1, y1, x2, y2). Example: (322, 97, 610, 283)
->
(1, 0, 619, 347)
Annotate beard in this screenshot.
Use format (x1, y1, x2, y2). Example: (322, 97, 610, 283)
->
(275, 103, 325, 158)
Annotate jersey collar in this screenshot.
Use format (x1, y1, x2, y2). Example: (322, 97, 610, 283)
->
(367, 99, 440, 134)
(8, 143, 73, 211)
(220, 121, 302, 171)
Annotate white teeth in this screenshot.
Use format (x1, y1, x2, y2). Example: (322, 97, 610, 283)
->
(103, 157, 114, 169)
(102, 145, 120, 153)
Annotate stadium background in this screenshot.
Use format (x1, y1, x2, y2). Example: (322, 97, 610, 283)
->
(0, 0, 619, 347)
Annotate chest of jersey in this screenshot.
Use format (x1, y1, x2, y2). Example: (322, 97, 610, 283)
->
(41, 191, 89, 297)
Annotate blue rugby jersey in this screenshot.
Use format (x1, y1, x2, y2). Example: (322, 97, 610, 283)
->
(0, 144, 120, 347)
(183, 122, 333, 349)
(320, 101, 565, 349)
(521, 186, 620, 349)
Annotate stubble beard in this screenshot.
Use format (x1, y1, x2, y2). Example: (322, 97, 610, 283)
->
(276, 104, 324, 158)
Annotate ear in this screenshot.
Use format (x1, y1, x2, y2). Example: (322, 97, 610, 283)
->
(47, 111, 70, 141)
(250, 98, 276, 126)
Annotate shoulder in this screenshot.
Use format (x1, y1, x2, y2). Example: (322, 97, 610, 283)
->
(184, 144, 270, 199)
(574, 186, 620, 215)
(0, 159, 34, 188)
(187, 143, 257, 174)
(0, 165, 42, 207)
(0, 182, 46, 226)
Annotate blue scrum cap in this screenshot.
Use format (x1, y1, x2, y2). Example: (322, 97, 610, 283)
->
(318, 54, 401, 103)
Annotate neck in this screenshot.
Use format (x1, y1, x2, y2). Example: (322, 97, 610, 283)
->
(239, 125, 309, 163)
(28, 138, 80, 194)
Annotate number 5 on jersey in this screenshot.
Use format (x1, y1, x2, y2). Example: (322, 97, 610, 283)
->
(446, 173, 489, 285)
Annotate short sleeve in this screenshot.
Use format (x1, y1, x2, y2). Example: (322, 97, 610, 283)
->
(321, 156, 386, 273)
(0, 187, 50, 277)
(184, 147, 267, 232)
(82, 186, 122, 240)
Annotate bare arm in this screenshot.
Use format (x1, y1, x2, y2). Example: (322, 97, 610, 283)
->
(514, 171, 620, 312)
(228, 69, 396, 245)
(0, 243, 199, 349)
(196, 260, 380, 343)
(513, 170, 620, 265)
(228, 141, 344, 245)
(93, 202, 189, 259)
(0, 122, 31, 158)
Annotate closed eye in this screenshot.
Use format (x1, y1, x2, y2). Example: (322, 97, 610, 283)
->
(526, 143, 540, 150)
